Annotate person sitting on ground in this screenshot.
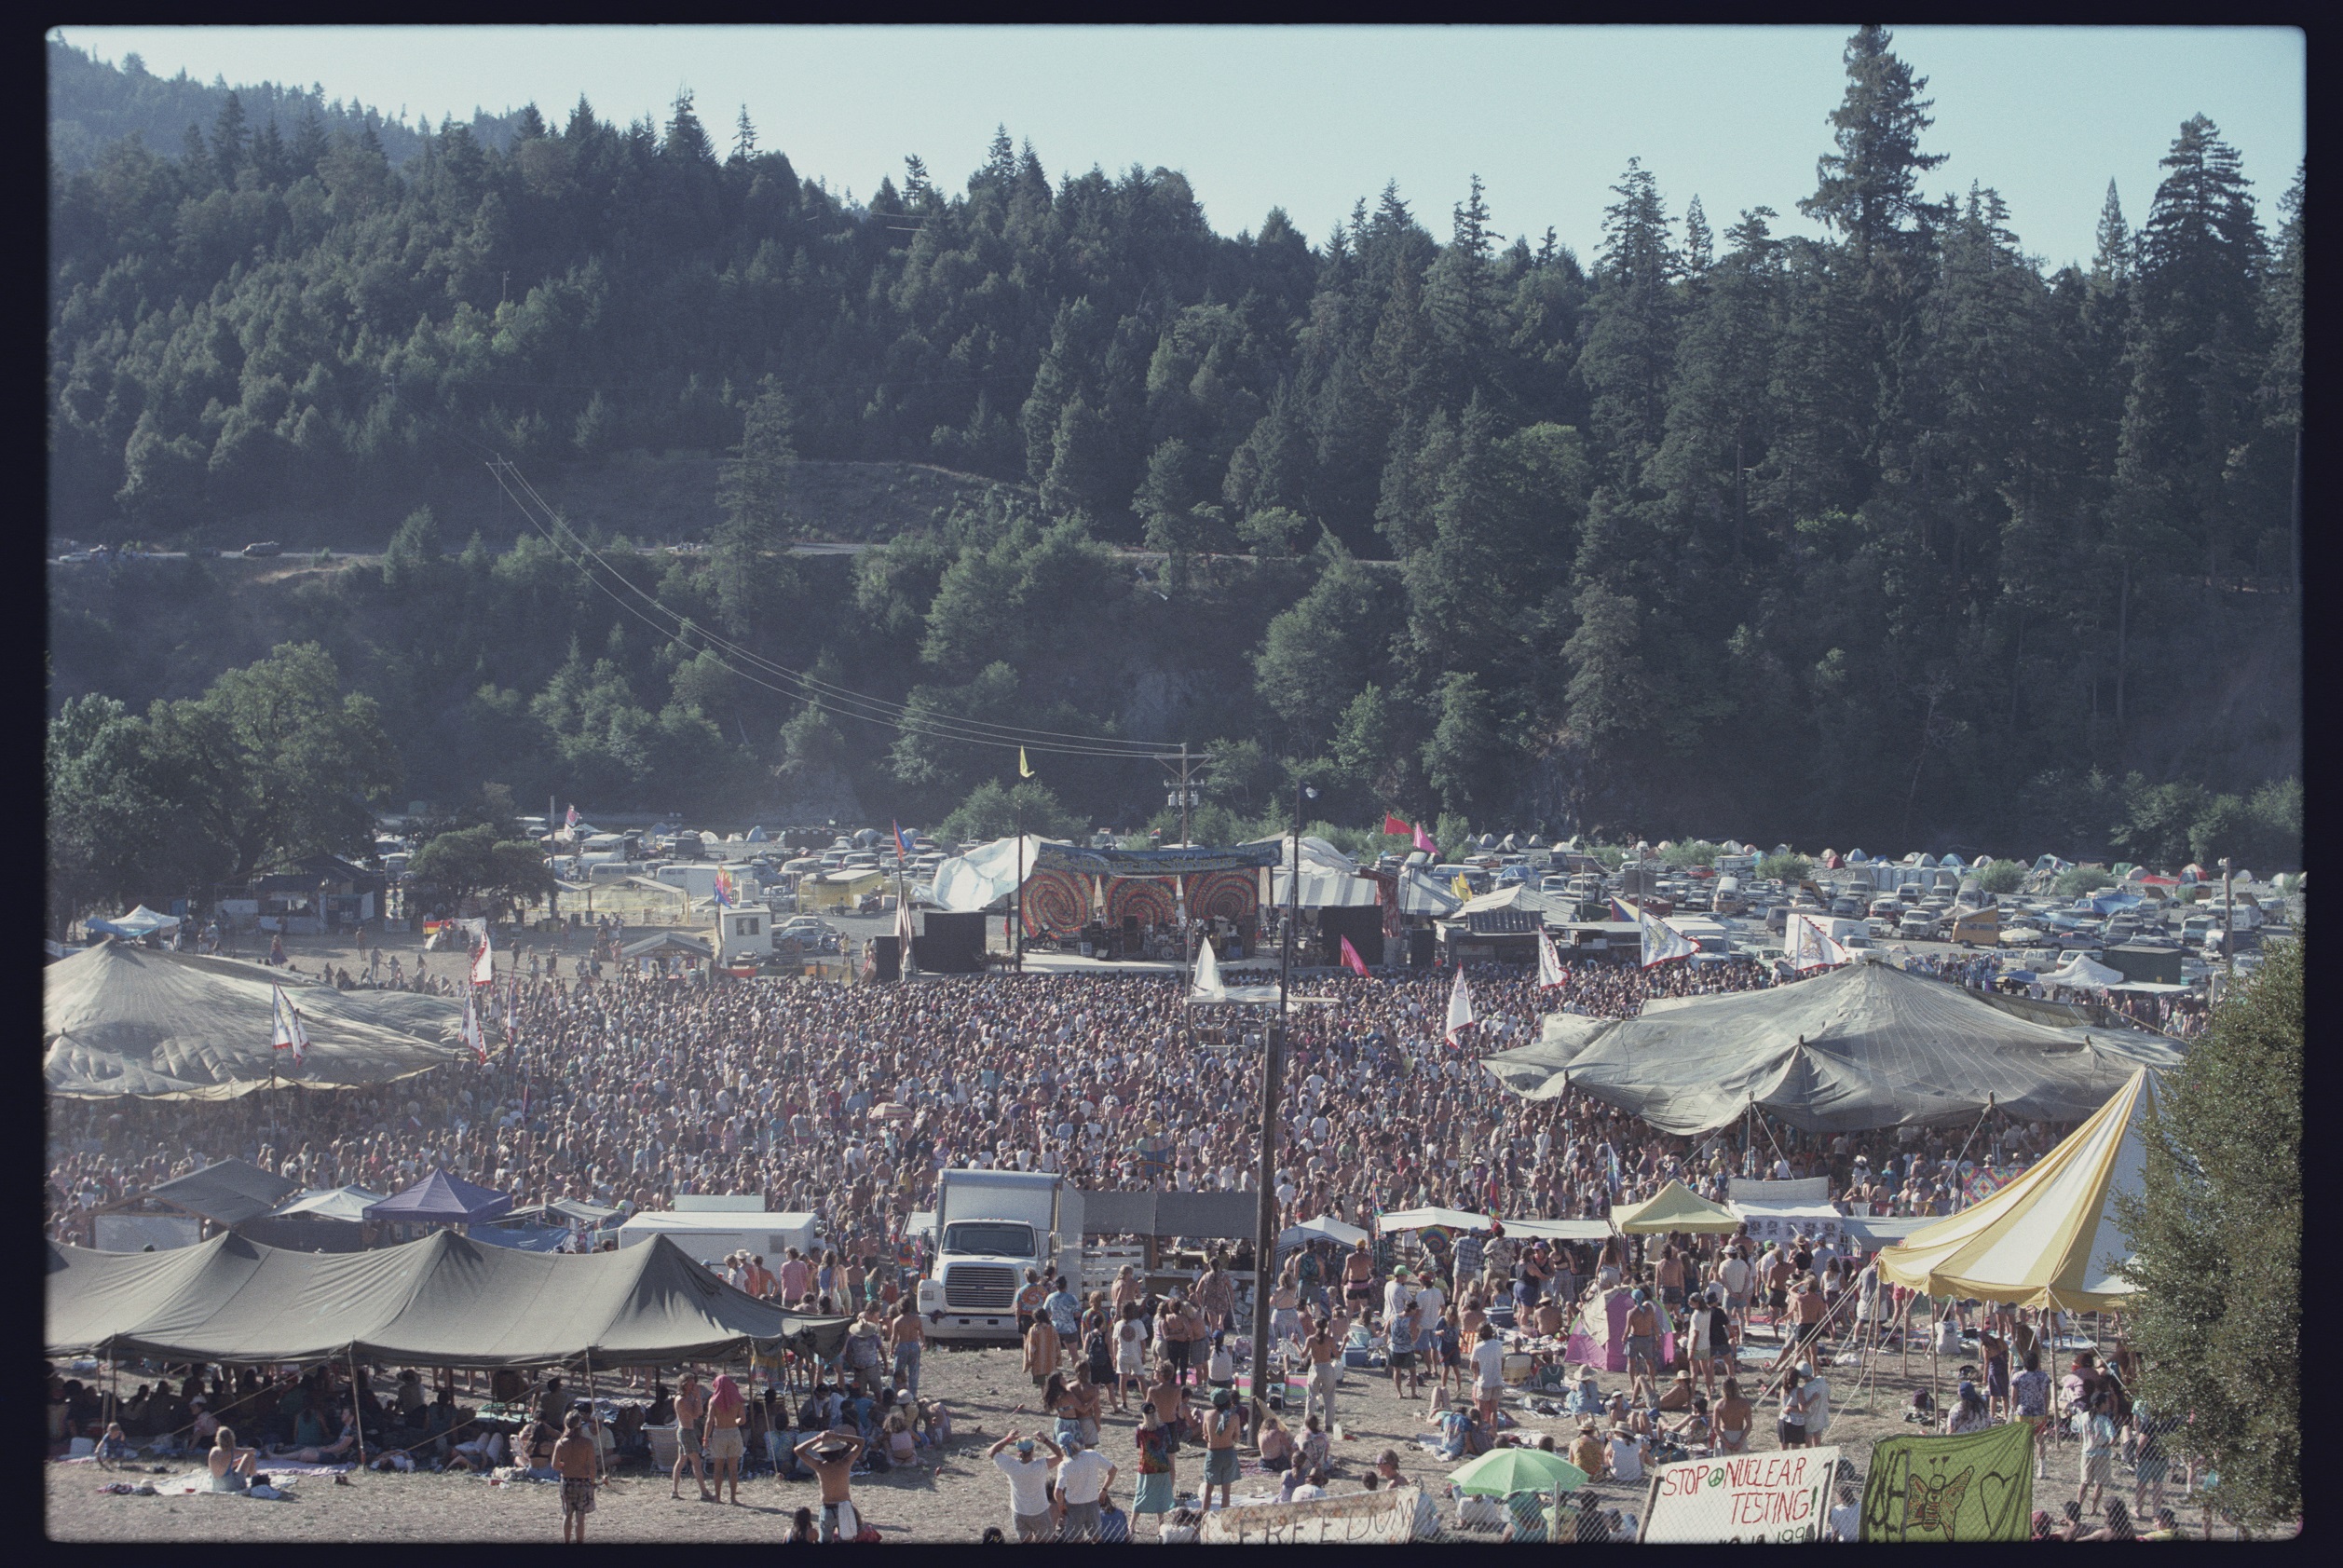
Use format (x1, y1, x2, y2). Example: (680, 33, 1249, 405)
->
(207, 1425, 260, 1493)
(94, 1422, 135, 1468)
(1257, 1411, 1295, 1473)
(1568, 1419, 1608, 1481)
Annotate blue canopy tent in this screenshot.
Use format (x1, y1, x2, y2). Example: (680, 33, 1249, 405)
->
(364, 1168, 513, 1234)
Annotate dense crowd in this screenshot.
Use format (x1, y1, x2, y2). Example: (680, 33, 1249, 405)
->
(47, 952, 2069, 1249)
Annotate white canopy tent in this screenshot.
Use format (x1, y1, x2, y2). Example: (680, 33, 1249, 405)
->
(927, 835, 1049, 913)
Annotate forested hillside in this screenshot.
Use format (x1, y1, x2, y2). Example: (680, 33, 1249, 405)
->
(47, 28, 2300, 854)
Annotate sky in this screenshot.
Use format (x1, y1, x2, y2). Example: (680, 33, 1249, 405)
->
(54, 25, 2305, 272)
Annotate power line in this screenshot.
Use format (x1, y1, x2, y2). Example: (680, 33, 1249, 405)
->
(484, 455, 1181, 760)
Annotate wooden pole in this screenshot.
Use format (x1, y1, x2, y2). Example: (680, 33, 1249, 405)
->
(348, 1344, 366, 1475)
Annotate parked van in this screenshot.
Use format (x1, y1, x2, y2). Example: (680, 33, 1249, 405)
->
(1898, 910, 1940, 941)
(1949, 907, 2001, 948)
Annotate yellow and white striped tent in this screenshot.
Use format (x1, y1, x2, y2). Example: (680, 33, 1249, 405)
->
(1874, 1066, 2159, 1312)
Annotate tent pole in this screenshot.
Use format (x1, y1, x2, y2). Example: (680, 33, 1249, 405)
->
(348, 1343, 366, 1477)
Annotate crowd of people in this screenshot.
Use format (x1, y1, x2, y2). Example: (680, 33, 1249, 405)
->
(48, 950, 2069, 1262)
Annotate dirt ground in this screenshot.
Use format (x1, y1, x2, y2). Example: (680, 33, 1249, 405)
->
(46, 1323, 2159, 1544)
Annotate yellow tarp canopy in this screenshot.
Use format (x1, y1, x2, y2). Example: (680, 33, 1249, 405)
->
(1874, 1067, 2156, 1312)
(1609, 1178, 1740, 1234)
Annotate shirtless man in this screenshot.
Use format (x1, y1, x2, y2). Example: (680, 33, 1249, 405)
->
(552, 1411, 600, 1544)
(793, 1430, 867, 1542)
(671, 1371, 713, 1500)
(1624, 1290, 1661, 1406)
(887, 1300, 927, 1402)
(1304, 1318, 1341, 1432)
(1714, 1378, 1755, 1454)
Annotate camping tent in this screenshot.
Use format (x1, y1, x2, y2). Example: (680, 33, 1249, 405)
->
(1874, 1069, 2159, 1311)
(1609, 1179, 1739, 1234)
(366, 1168, 514, 1226)
(147, 1158, 300, 1226)
(86, 906, 182, 940)
(1480, 959, 2183, 1135)
(46, 942, 472, 1099)
(46, 1228, 851, 1367)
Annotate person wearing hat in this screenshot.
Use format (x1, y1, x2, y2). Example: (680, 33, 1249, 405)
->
(793, 1427, 867, 1542)
(988, 1427, 1063, 1542)
(1658, 1365, 1696, 1412)
(1567, 1418, 1608, 1481)
(1202, 1387, 1244, 1509)
(1056, 1431, 1116, 1541)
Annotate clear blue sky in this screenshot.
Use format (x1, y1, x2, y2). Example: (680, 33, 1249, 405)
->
(55, 25, 2304, 272)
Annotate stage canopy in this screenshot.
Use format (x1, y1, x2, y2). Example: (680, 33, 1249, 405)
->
(46, 942, 473, 1099)
(930, 837, 1286, 914)
(1875, 1068, 2158, 1312)
(1481, 959, 2184, 1135)
(46, 1228, 851, 1368)
(1610, 1179, 1739, 1234)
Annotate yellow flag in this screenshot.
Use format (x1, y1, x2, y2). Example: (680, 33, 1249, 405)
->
(1453, 872, 1473, 901)
(1019, 746, 1033, 779)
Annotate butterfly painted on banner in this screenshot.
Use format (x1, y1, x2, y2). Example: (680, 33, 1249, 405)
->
(1902, 1466, 1975, 1534)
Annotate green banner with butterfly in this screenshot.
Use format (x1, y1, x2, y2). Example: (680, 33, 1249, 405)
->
(1859, 1421, 2036, 1541)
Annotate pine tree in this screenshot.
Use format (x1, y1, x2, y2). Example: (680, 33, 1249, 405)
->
(210, 89, 248, 179)
(1800, 24, 1949, 265)
(1581, 158, 1681, 484)
(712, 378, 797, 635)
(732, 105, 757, 162)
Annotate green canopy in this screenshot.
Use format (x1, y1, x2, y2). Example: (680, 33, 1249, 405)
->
(46, 1228, 849, 1368)
(1448, 1446, 1588, 1496)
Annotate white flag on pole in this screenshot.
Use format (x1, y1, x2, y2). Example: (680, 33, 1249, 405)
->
(270, 985, 309, 1067)
(1638, 905, 1696, 967)
(471, 934, 495, 986)
(1444, 967, 1477, 1046)
(1786, 913, 1852, 971)
(461, 989, 489, 1063)
(1537, 928, 1568, 989)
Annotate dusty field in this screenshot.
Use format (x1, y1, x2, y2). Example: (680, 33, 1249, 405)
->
(46, 1326, 2132, 1544)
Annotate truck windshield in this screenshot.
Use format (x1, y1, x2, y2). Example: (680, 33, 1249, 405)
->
(944, 1222, 1035, 1256)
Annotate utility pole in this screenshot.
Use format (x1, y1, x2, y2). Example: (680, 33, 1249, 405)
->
(1248, 774, 1305, 1439)
(2220, 857, 2234, 981)
(1158, 744, 1210, 1045)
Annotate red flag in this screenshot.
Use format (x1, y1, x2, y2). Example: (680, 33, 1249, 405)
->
(1383, 813, 1412, 838)
(1339, 935, 1370, 976)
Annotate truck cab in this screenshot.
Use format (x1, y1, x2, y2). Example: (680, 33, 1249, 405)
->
(914, 1168, 1085, 1343)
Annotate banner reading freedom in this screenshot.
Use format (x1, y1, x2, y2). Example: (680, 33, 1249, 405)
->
(1639, 1447, 1840, 1543)
(1859, 1423, 2036, 1541)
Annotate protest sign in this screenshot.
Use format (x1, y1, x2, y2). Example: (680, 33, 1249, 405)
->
(1639, 1447, 1839, 1542)
(1859, 1423, 2035, 1541)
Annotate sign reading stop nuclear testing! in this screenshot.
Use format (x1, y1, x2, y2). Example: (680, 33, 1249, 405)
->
(1639, 1447, 1840, 1544)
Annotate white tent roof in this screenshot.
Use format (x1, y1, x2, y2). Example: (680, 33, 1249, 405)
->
(2044, 955, 2126, 989)
(1277, 1215, 1369, 1250)
(1376, 1207, 1495, 1234)
(927, 835, 1049, 912)
(268, 1185, 387, 1223)
(1397, 867, 1463, 917)
(1482, 960, 2184, 1135)
(1189, 938, 1284, 1005)
(89, 906, 182, 938)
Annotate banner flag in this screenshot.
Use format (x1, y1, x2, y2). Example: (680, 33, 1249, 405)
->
(1859, 1424, 2035, 1542)
(1340, 935, 1370, 976)
(471, 934, 495, 985)
(1537, 929, 1568, 989)
(460, 990, 489, 1063)
(1019, 746, 1033, 778)
(1383, 814, 1412, 838)
(1444, 968, 1477, 1046)
(1413, 824, 1437, 853)
(269, 985, 309, 1067)
(1639, 905, 1696, 967)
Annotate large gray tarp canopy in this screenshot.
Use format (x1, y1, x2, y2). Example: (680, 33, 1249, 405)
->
(46, 941, 472, 1099)
(1483, 959, 2186, 1135)
(46, 1228, 851, 1368)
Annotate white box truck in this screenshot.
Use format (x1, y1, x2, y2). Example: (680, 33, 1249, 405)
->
(616, 1197, 820, 1271)
(914, 1169, 1086, 1343)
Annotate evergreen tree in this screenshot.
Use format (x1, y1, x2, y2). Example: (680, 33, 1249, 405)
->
(712, 378, 798, 635)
